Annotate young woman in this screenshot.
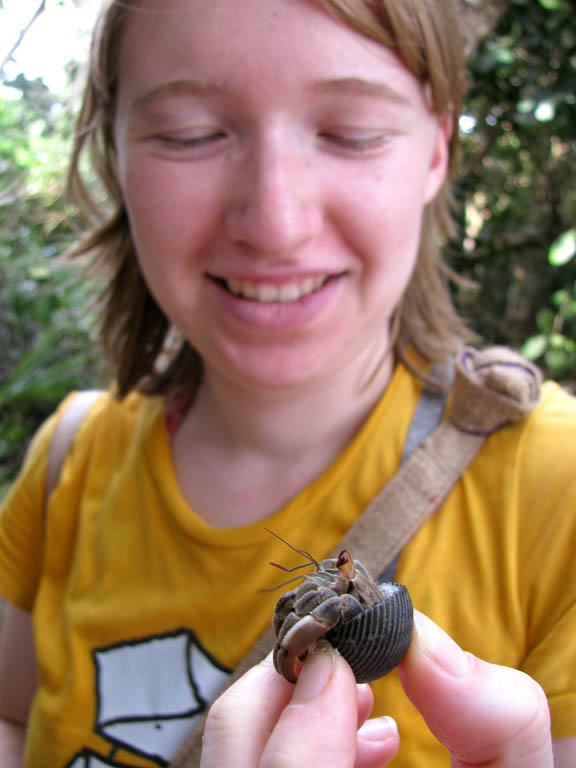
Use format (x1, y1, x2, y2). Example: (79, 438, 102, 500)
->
(1, 0, 575, 765)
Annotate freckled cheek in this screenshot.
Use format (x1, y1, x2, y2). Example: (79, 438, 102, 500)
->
(121, 161, 220, 259)
(340, 182, 427, 275)
(122, 159, 187, 223)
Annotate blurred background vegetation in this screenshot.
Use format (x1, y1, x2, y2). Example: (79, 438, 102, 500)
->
(0, 0, 575, 496)
(451, 0, 576, 378)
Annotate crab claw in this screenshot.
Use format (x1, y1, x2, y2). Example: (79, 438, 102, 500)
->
(274, 614, 332, 683)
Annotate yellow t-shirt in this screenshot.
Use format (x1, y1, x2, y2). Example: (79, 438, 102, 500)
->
(1, 362, 575, 767)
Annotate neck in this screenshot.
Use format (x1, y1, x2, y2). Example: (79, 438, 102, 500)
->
(170, 348, 396, 527)
(183, 352, 394, 462)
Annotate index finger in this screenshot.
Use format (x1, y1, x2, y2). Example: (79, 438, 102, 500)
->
(399, 611, 554, 768)
(201, 653, 293, 767)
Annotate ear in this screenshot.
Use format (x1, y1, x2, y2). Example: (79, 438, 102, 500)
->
(424, 113, 452, 204)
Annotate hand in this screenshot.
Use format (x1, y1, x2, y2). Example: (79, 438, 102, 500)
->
(200, 611, 554, 768)
(200, 641, 399, 768)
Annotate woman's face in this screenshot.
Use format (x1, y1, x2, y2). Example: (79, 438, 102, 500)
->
(114, 0, 449, 392)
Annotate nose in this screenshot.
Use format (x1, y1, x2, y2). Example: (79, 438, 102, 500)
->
(224, 136, 322, 257)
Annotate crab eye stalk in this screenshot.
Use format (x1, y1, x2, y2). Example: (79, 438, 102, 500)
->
(336, 550, 356, 580)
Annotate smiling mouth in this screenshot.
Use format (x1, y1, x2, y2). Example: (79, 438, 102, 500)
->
(212, 275, 332, 303)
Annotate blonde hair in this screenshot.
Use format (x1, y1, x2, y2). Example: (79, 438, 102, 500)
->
(68, 0, 474, 398)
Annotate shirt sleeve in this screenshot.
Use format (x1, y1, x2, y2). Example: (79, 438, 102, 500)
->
(0, 395, 77, 611)
(517, 382, 576, 739)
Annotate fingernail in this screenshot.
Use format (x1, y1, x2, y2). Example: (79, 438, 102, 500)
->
(410, 611, 468, 677)
(292, 641, 335, 704)
(358, 716, 398, 742)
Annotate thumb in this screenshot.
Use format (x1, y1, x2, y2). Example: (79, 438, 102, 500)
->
(260, 642, 357, 767)
(399, 611, 553, 768)
(261, 641, 398, 768)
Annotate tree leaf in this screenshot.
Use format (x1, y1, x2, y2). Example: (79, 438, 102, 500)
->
(522, 335, 548, 360)
(548, 229, 576, 267)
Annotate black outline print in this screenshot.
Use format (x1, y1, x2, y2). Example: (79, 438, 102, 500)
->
(62, 628, 231, 767)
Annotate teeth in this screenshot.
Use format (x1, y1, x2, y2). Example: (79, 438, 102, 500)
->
(224, 275, 327, 303)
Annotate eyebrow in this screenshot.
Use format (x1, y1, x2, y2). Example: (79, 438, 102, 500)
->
(311, 77, 412, 106)
(131, 80, 228, 112)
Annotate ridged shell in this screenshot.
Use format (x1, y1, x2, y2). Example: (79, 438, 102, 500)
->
(325, 582, 413, 683)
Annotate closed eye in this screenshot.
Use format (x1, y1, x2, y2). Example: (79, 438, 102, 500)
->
(319, 131, 393, 154)
(156, 131, 227, 149)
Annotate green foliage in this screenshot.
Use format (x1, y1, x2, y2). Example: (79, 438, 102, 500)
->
(522, 228, 576, 376)
(0, 76, 104, 494)
(448, 0, 576, 383)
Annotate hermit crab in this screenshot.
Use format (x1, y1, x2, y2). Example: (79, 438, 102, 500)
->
(267, 531, 414, 684)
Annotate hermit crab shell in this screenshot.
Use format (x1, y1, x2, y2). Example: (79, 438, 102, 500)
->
(325, 582, 413, 684)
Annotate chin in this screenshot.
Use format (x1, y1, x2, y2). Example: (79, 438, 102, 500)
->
(232, 365, 329, 392)
(213, 347, 342, 392)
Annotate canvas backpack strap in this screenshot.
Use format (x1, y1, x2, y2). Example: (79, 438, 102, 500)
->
(377, 357, 453, 582)
(170, 346, 541, 768)
(332, 346, 541, 582)
(44, 390, 104, 513)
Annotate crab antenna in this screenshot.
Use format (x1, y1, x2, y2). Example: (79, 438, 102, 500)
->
(264, 528, 320, 567)
(269, 560, 313, 574)
(258, 574, 308, 593)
